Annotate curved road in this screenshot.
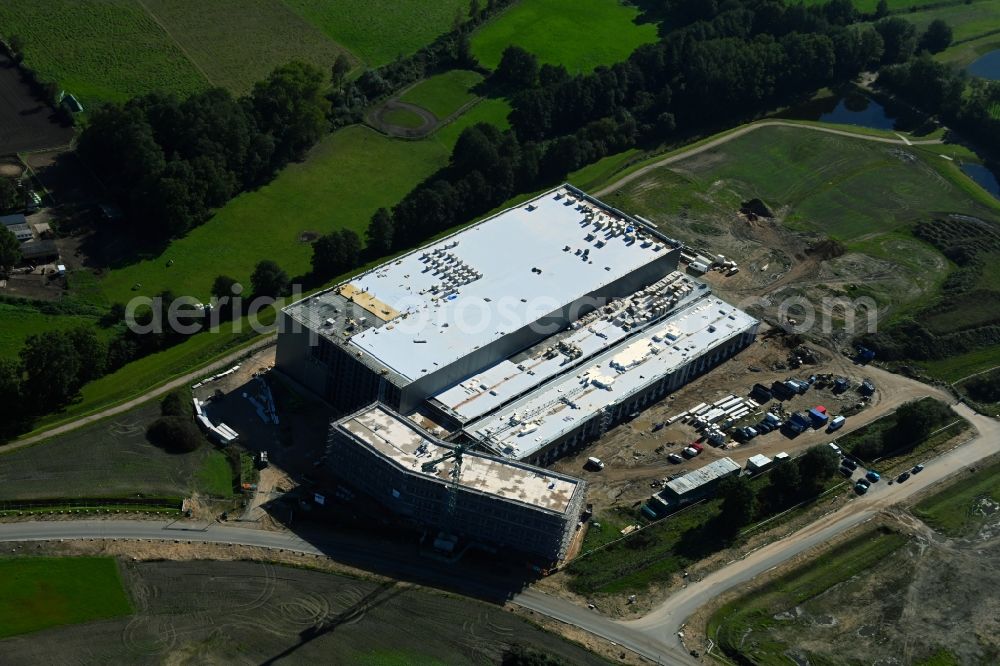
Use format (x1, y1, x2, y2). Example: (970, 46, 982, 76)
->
(593, 119, 944, 198)
(0, 405, 993, 664)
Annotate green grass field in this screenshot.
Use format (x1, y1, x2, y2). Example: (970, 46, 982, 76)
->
(0, 400, 233, 499)
(139, 0, 347, 93)
(913, 458, 1000, 537)
(95, 125, 446, 302)
(382, 106, 428, 129)
(608, 127, 999, 242)
(0, 0, 207, 106)
(905, 0, 1000, 44)
(0, 302, 100, 360)
(707, 528, 907, 665)
(471, 0, 658, 73)
(398, 69, 483, 119)
(281, 0, 469, 67)
(0, 557, 132, 638)
(96, 97, 510, 304)
(802, 0, 966, 11)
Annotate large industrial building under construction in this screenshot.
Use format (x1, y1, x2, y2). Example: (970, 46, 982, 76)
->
(278, 185, 758, 557)
(329, 403, 586, 561)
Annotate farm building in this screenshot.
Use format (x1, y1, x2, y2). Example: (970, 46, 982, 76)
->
(279, 185, 758, 466)
(327, 403, 586, 561)
(18, 239, 58, 262)
(0, 213, 26, 228)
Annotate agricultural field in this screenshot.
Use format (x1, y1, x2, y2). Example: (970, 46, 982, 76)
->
(0, 0, 207, 107)
(0, 401, 233, 500)
(0, 557, 132, 639)
(905, 0, 1000, 45)
(471, 0, 658, 73)
(399, 69, 484, 120)
(281, 0, 470, 67)
(138, 0, 347, 94)
(913, 457, 1000, 537)
(0, 559, 606, 664)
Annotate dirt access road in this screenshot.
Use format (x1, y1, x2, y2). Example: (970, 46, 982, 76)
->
(593, 119, 944, 198)
(0, 405, 994, 665)
(3, 337, 275, 454)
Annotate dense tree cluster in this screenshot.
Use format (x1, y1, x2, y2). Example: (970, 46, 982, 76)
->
(878, 53, 1000, 154)
(147, 390, 204, 453)
(964, 372, 1000, 405)
(78, 61, 330, 241)
(368, 0, 889, 258)
(848, 400, 954, 461)
(0, 227, 20, 275)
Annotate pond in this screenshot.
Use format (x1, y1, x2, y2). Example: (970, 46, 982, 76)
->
(961, 162, 1000, 200)
(968, 50, 1000, 81)
(781, 91, 924, 132)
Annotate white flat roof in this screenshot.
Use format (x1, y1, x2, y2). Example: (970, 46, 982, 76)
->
(666, 457, 741, 496)
(467, 297, 758, 459)
(338, 404, 581, 514)
(297, 187, 672, 382)
(430, 270, 702, 423)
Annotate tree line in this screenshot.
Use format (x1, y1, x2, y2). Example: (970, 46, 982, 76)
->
(78, 61, 331, 241)
(356, 0, 902, 261)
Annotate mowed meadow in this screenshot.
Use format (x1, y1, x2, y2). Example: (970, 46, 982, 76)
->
(471, 0, 659, 72)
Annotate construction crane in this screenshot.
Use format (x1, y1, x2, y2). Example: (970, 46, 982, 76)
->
(421, 444, 466, 535)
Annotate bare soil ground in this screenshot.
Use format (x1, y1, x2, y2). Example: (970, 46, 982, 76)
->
(0, 542, 607, 665)
(0, 55, 74, 155)
(550, 334, 947, 516)
(689, 504, 1000, 666)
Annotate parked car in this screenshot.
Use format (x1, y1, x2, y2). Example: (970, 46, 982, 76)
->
(912, 464, 924, 474)
(586, 457, 605, 471)
(690, 443, 704, 453)
(855, 479, 870, 495)
(840, 466, 854, 478)
(827, 442, 842, 456)
(841, 458, 858, 471)
(668, 453, 684, 464)
(866, 470, 881, 483)
(682, 446, 700, 457)
(896, 471, 911, 483)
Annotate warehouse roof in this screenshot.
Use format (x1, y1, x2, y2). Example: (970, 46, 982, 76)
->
(284, 185, 677, 383)
(336, 403, 582, 514)
(665, 457, 741, 497)
(429, 270, 702, 423)
(466, 297, 758, 459)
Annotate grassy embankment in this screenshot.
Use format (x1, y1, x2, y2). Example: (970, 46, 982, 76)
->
(398, 69, 484, 119)
(913, 457, 1000, 536)
(0, 557, 132, 638)
(0, 401, 233, 502)
(706, 528, 907, 665)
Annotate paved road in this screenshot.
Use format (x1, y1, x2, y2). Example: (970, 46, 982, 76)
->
(3, 337, 275, 453)
(0, 404, 992, 664)
(593, 119, 944, 197)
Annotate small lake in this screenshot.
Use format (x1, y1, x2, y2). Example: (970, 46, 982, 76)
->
(961, 162, 1000, 200)
(968, 50, 1000, 81)
(781, 91, 924, 132)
